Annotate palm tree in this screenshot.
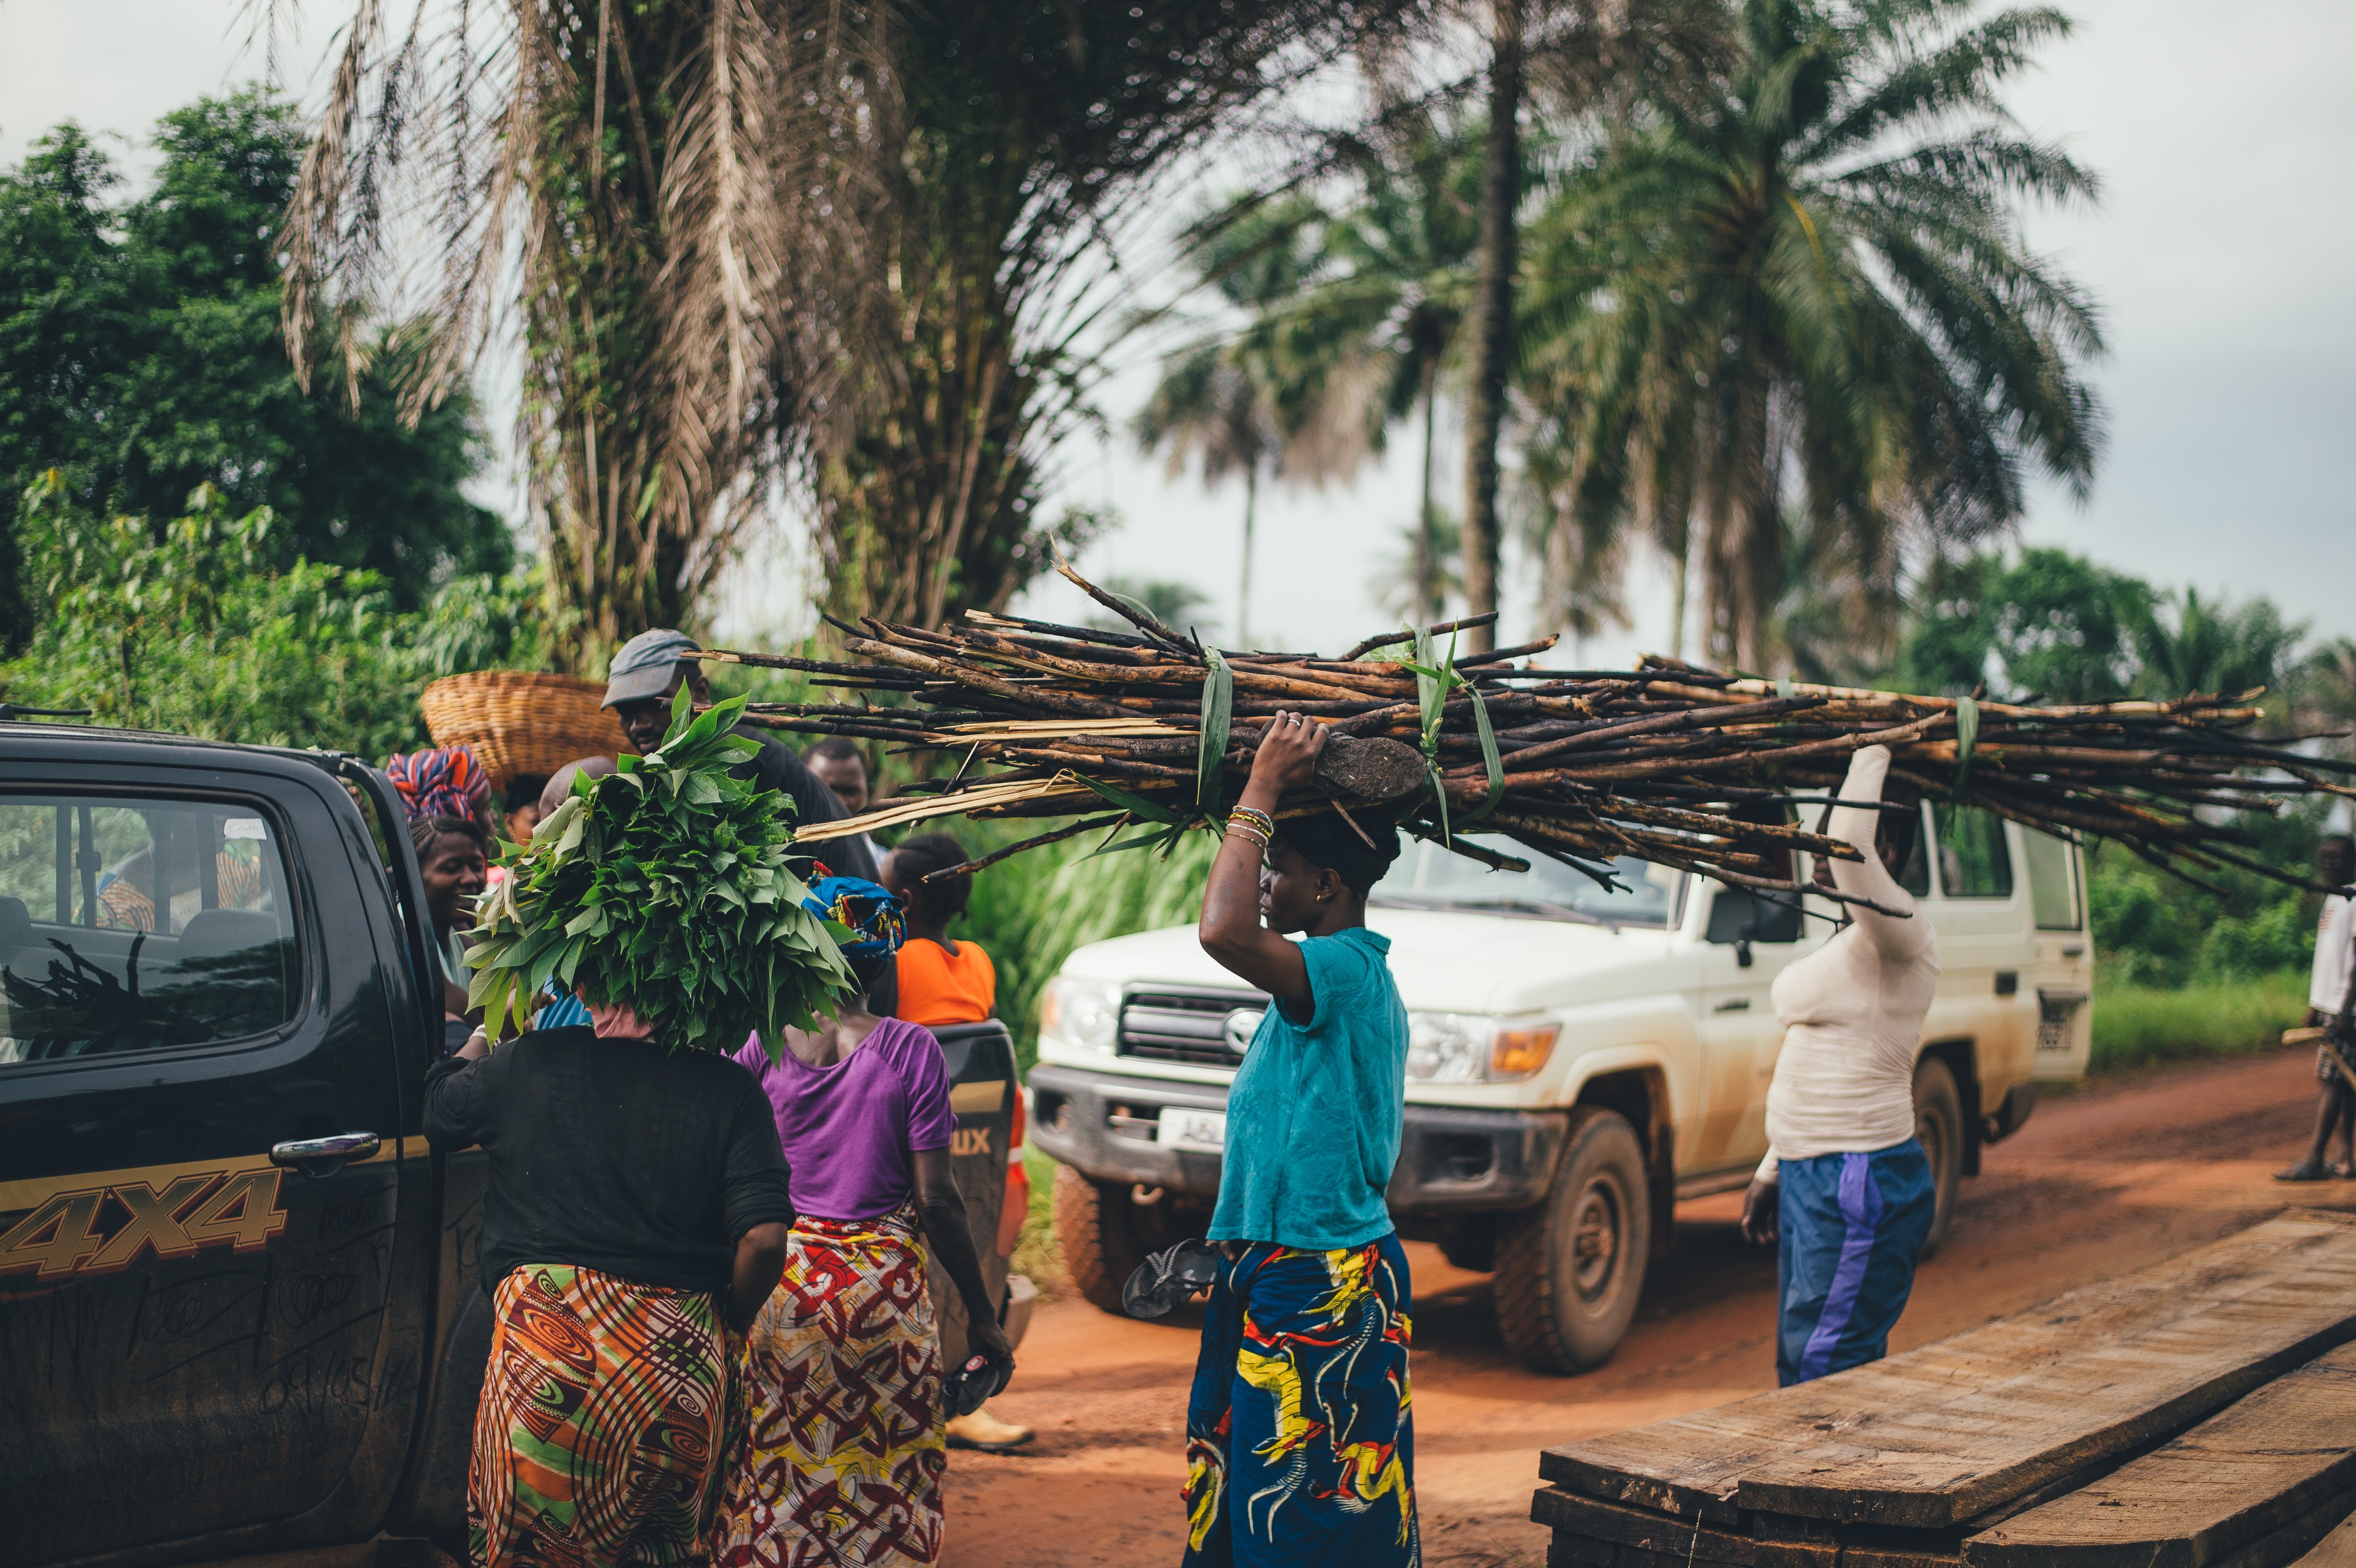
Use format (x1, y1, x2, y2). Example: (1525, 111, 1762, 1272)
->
(1176, 117, 1483, 625)
(1521, 0, 2106, 671)
(1134, 343, 1287, 648)
(2132, 588, 2302, 701)
(278, 0, 894, 670)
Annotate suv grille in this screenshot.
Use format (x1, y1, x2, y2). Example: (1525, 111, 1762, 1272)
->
(1118, 986, 1268, 1067)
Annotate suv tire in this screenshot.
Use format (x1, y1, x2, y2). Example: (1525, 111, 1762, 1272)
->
(1493, 1106, 1652, 1374)
(1914, 1055, 1965, 1256)
(1055, 1165, 1159, 1315)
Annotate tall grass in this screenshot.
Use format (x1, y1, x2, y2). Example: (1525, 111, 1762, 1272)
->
(2089, 970, 2309, 1074)
(959, 824, 1218, 1073)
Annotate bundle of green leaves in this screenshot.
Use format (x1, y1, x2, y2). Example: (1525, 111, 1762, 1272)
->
(465, 688, 856, 1053)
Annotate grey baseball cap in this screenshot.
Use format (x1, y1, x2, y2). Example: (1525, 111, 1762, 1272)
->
(603, 628, 703, 707)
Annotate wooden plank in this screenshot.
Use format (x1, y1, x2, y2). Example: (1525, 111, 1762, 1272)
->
(1531, 1488, 1760, 1566)
(2285, 1510, 2356, 1568)
(1541, 1212, 2356, 1533)
(1963, 1345, 2356, 1568)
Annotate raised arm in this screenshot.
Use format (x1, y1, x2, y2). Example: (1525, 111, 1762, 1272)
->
(1197, 716, 1323, 1013)
(1825, 746, 1927, 958)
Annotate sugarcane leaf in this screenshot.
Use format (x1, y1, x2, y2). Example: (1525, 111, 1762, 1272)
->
(1073, 773, 1185, 824)
(1085, 832, 1171, 858)
(1952, 696, 1981, 798)
(1197, 647, 1233, 816)
(1461, 684, 1505, 824)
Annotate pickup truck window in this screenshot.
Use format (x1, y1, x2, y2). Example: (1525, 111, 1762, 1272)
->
(2021, 828, 2083, 929)
(0, 795, 300, 1063)
(1933, 805, 2015, 899)
(1373, 838, 1681, 928)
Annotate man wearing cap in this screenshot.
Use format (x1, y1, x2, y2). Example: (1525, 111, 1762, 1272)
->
(603, 629, 880, 882)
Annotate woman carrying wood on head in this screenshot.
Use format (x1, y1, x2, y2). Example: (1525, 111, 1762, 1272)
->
(1740, 743, 1941, 1385)
(1185, 710, 1419, 1567)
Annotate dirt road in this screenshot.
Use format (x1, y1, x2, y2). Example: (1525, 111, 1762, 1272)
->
(940, 1046, 2356, 1566)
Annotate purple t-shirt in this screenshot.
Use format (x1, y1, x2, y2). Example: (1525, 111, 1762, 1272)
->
(732, 1019, 957, 1221)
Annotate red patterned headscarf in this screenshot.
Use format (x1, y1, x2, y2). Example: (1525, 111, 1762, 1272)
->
(385, 745, 494, 825)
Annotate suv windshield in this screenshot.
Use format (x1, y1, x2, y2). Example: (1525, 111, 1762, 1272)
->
(1372, 836, 1683, 928)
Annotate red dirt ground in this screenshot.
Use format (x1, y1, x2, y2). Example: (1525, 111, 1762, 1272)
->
(937, 1046, 2356, 1566)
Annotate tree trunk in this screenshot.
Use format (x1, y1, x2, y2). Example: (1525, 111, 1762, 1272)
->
(1238, 463, 1258, 650)
(1458, 0, 1523, 657)
(1417, 364, 1440, 624)
(1669, 530, 1690, 663)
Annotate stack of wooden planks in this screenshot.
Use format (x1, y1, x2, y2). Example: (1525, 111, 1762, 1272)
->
(1535, 1210, 2356, 1568)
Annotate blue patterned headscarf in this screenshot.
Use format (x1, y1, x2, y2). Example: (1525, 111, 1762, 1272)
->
(803, 876, 905, 959)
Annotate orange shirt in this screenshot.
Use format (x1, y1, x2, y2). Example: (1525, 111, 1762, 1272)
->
(896, 936, 997, 1027)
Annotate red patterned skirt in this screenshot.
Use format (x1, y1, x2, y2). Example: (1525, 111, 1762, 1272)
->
(713, 1206, 944, 1567)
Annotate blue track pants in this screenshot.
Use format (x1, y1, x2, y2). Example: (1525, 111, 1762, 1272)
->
(1775, 1140, 1935, 1386)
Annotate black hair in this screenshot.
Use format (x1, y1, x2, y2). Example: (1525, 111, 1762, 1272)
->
(1270, 810, 1400, 897)
(1879, 796, 1922, 868)
(411, 813, 492, 862)
(889, 831, 973, 919)
(504, 774, 551, 814)
(806, 735, 867, 768)
(2324, 835, 2354, 856)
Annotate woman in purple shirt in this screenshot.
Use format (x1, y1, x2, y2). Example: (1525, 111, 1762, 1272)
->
(713, 878, 1012, 1568)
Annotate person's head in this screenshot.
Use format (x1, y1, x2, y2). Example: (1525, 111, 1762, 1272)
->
(805, 875, 906, 1018)
(881, 832, 972, 928)
(503, 774, 550, 844)
(411, 815, 491, 931)
(602, 628, 711, 755)
(1261, 811, 1400, 935)
(806, 736, 871, 815)
(539, 756, 619, 818)
(2322, 835, 2355, 887)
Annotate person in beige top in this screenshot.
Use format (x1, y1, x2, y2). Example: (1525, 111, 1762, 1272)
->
(1738, 744, 1941, 1385)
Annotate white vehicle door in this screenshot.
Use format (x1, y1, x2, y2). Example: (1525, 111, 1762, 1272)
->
(2020, 828, 2093, 1079)
(1927, 805, 2040, 1087)
(1693, 882, 1809, 1175)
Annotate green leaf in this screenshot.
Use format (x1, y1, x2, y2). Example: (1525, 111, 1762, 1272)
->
(1460, 684, 1505, 825)
(1197, 647, 1233, 815)
(1073, 773, 1186, 825)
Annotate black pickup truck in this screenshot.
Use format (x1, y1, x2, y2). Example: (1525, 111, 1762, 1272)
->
(0, 725, 1019, 1568)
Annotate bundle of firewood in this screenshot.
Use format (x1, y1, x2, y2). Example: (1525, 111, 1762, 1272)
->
(696, 567, 2355, 908)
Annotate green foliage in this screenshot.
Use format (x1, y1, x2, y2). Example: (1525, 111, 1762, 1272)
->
(2089, 971, 2309, 1076)
(960, 824, 1218, 1073)
(1, 475, 557, 757)
(468, 689, 855, 1053)
(0, 88, 508, 646)
(1892, 548, 2151, 702)
(2086, 799, 2327, 989)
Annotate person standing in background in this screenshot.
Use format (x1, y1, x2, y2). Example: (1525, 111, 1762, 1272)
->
(880, 832, 1035, 1455)
(717, 880, 1013, 1568)
(2277, 834, 2356, 1181)
(600, 630, 878, 881)
(1739, 744, 1939, 1385)
(1187, 712, 1417, 1567)
(808, 735, 884, 872)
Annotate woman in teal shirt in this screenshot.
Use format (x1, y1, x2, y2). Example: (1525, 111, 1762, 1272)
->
(1184, 709, 1418, 1567)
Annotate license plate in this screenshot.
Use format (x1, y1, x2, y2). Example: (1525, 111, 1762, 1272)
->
(1156, 1107, 1227, 1152)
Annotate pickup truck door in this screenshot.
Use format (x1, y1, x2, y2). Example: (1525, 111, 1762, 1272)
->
(926, 1021, 1015, 1374)
(2020, 828, 2093, 1081)
(0, 761, 425, 1567)
(1691, 884, 1811, 1174)
(1926, 806, 2040, 1091)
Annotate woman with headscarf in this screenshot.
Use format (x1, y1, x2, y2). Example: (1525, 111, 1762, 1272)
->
(386, 743, 494, 828)
(1185, 712, 1418, 1568)
(411, 814, 489, 1021)
(715, 878, 1015, 1568)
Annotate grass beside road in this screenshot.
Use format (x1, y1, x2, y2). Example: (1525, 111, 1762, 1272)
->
(2089, 970, 2310, 1076)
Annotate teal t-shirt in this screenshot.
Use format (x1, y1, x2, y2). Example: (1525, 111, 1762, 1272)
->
(1208, 926, 1409, 1252)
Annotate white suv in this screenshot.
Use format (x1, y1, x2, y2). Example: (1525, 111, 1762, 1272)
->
(1027, 803, 2090, 1372)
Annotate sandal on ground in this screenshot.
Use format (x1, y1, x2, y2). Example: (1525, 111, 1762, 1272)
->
(2276, 1159, 2335, 1182)
(2332, 1160, 2356, 1179)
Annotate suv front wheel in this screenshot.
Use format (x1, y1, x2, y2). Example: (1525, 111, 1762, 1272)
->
(1492, 1106, 1653, 1374)
(1055, 1165, 1195, 1314)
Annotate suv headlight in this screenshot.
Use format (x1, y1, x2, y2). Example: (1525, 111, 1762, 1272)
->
(1406, 1013, 1561, 1083)
(1040, 977, 1121, 1053)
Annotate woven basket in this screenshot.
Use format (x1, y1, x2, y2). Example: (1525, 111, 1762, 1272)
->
(418, 671, 633, 793)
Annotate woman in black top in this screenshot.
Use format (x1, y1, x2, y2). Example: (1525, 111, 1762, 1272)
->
(425, 993, 796, 1568)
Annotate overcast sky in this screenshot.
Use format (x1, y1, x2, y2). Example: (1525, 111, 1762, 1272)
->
(5, 0, 2350, 664)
